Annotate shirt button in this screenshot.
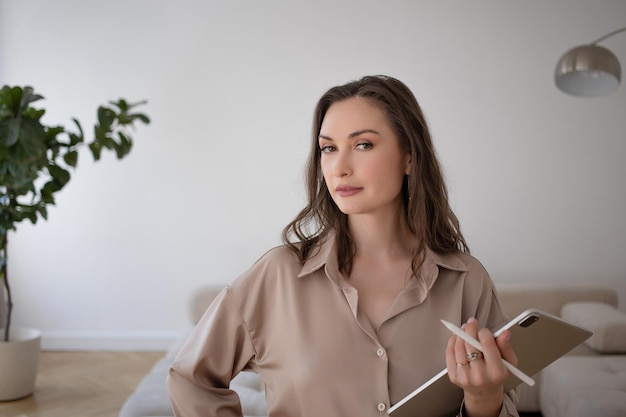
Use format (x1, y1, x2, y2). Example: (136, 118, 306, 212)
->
(377, 403, 386, 412)
(376, 348, 385, 357)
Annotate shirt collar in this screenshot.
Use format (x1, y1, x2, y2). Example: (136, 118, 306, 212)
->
(296, 231, 470, 279)
(427, 247, 470, 273)
(297, 233, 336, 278)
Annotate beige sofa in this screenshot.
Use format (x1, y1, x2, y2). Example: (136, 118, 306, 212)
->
(496, 283, 626, 417)
(119, 283, 626, 417)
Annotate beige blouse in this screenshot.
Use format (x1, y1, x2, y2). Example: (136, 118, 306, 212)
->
(168, 235, 518, 417)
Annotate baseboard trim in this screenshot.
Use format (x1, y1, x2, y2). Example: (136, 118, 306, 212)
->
(40, 330, 182, 351)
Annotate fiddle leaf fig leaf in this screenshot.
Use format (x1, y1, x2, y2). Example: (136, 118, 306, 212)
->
(97, 106, 116, 130)
(24, 207, 38, 224)
(23, 107, 45, 121)
(36, 203, 48, 220)
(0, 86, 23, 115)
(63, 151, 78, 167)
(45, 126, 66, 158)
(19, 87, 44, 112)
(0, 144, 8, 162)
(113, 99, 129, 112)
(48, 164, 71, 187)
(14, 118, 47, 162)
(69, 118, 84, 146)
(89, 141, 102, 161)
(94, 124, 109, 143)
(0, 117, 20, 146)
(132, 113, 150, 124)
(41, 181, 60, 202)
(118, 131, 132, 158)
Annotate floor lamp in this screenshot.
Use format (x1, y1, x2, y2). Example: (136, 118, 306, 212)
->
(555, 27, 626, 97)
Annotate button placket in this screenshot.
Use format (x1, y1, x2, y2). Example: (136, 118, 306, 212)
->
(374, 346, 388, 415)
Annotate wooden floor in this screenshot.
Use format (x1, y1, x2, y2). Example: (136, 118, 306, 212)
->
(1, 351, 544, 417)
(0, 351, 164, 417)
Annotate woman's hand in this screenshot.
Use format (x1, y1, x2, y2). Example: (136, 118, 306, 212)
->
(445, 317, 518, 417)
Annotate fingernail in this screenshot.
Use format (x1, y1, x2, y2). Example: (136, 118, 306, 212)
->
(468, 317, 476, 323)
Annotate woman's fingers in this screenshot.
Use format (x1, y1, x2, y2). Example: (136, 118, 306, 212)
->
(494, 329, 518, 366)
(447, 318, 513, 389)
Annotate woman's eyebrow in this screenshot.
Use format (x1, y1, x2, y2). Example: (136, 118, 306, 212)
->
(349, 129, 380, 138)
(318, 129, 380, 141)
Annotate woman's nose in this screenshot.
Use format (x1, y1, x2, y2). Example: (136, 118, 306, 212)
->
(332, 151, 352, 177)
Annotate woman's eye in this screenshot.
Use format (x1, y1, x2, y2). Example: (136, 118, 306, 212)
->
(320, 145, 335, 153)
(356, 142, 372, 150)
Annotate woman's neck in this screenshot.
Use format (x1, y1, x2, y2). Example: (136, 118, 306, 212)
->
(348, 207, 416, 260)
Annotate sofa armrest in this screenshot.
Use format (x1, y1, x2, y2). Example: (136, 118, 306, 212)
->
(561, 301, 626, 353)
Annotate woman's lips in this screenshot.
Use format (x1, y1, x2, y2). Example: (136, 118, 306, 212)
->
(335, 185, 363, 197)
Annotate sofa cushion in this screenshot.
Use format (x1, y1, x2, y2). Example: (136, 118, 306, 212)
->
(231, 372, 267, 416)
(120, 356, 267, 417)
(496, 283, 618, 319)
(539, 355, 626, 417)
(561, 302, 626, 353)
(119, 356, 174, 417)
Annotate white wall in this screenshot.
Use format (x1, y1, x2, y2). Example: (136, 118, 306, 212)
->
(2, 0, 625, 350)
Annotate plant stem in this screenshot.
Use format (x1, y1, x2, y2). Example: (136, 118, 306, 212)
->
(1, 233, 12, 342)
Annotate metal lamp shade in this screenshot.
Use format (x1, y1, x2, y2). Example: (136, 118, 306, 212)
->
(555, 44, 622, 97)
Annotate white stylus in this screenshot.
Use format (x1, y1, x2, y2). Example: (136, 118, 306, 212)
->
(441, 319, 535, 387)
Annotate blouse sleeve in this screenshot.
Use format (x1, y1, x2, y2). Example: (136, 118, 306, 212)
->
(458, 390, 519, 417)
(167, 287, 257, 417)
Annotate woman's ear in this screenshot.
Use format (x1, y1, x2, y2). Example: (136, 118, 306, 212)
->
(404, 156, 412, 175)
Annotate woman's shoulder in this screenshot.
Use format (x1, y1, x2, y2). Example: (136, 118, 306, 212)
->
(253, 244, 302, 268)
(434, 250, 489, 275)
(226, 244, 310, 318)
(228, 244, 302, 291)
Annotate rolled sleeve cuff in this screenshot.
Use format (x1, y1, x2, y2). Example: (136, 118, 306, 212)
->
(457, 390, 519, 417)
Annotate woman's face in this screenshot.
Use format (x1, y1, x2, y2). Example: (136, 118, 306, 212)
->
(318, 97, 411, 217)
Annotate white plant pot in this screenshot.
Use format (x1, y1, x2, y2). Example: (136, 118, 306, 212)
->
(0, 327, 42, 401)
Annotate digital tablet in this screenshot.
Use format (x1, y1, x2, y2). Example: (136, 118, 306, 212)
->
(387, 309, 592, 417)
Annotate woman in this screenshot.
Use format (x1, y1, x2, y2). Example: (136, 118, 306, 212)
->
(168, 75, 519, 417)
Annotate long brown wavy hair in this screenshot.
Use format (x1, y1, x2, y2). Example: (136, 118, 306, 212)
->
(282, 75, 469, 277)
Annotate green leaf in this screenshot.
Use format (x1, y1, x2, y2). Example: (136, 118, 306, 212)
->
(94, 125, 109, 142)
(97, 106, 116, 130)
(23, 107, 45, 121)
(48, 164, 71, 187)
(104, 137, 117, 151)
(0, 117, 20, 146)
(127, 99, 148, 109)
(70, 118, 84, 145)
(19, 87, 44, 112)
(37, 205, 48, 220)
(89, 142, 102, 161)
(117, 131, 132, 158)
(63, 151, 78, 167)
(44, 125, 65, 148)
(110, 99, 128, 112)
(41, 181, 60, 203)
(14, 118, 47, 162)
(24, 209, 37, 224)
(0, 144, 8, 162)
(0, 86, 23, 115)
(132, 113, 150, 124)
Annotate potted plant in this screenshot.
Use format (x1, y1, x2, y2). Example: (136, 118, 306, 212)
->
(0, 85, 150, 400)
